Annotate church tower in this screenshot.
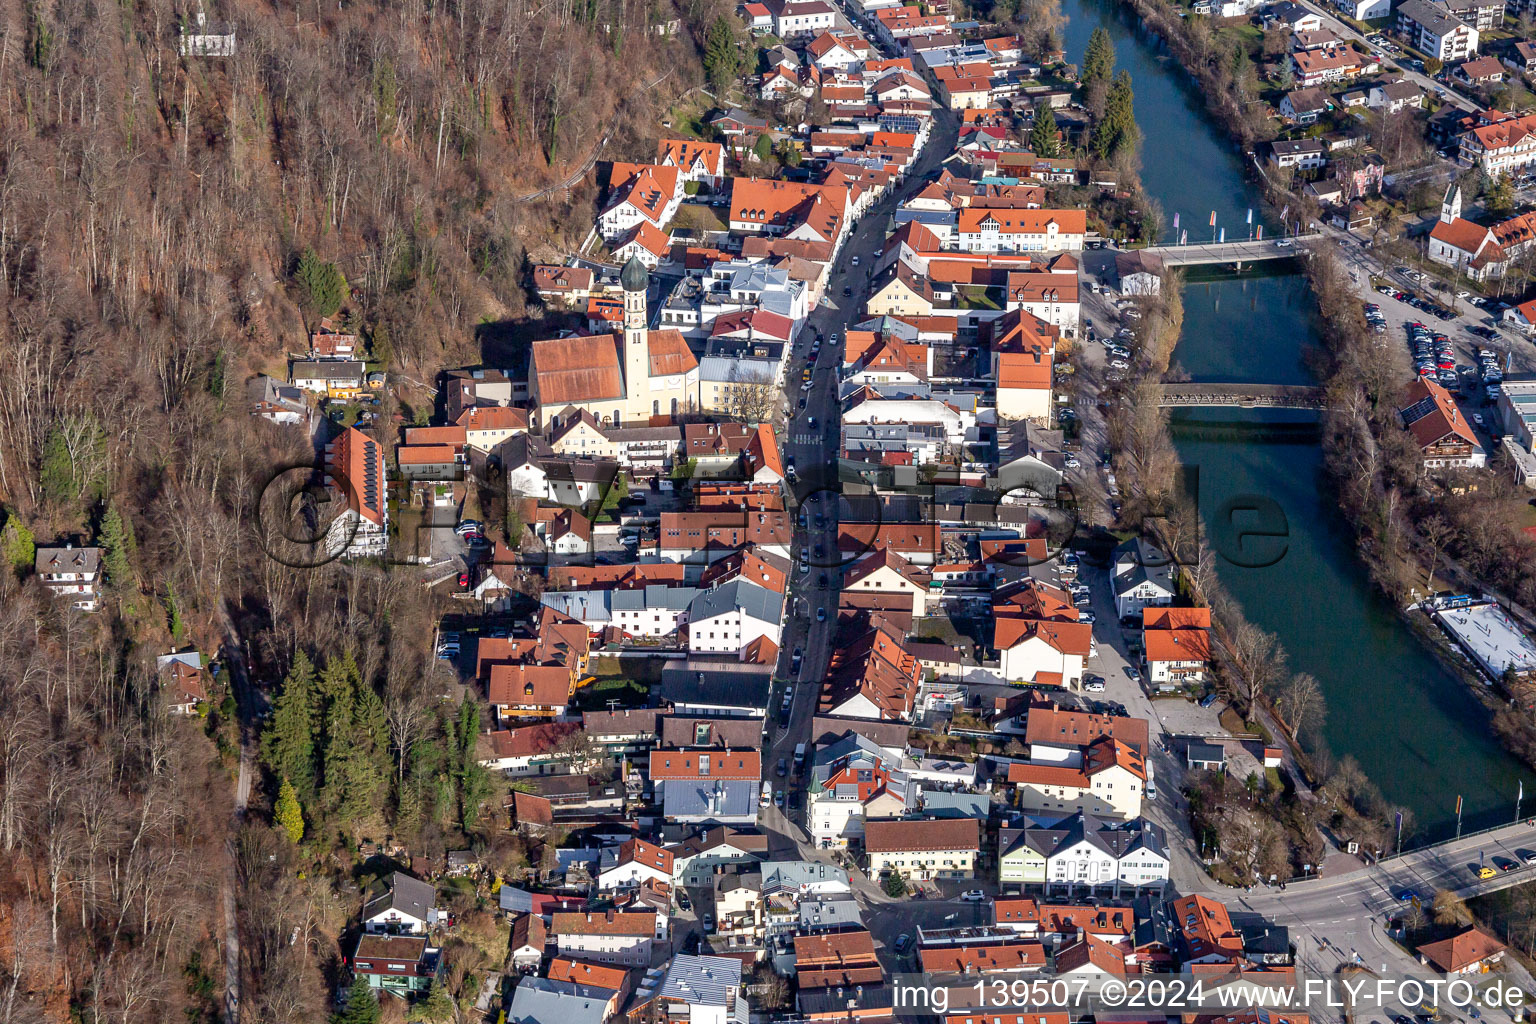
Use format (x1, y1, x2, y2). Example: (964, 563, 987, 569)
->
(620, 255, 650, 415)
(1441, 183, 1462, 225)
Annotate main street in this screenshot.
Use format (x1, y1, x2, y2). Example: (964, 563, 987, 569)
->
(759, 98, 960, 866)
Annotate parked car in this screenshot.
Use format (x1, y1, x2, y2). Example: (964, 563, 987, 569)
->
(1084, 678, 1106, 692)
(959, 890, 988, 902)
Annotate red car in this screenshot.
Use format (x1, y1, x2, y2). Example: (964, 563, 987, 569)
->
(458, 572, 470, 588)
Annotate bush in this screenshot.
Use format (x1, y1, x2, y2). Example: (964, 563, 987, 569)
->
(684, 181, 700, 196)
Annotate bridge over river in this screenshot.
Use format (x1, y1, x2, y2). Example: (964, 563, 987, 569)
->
(1160, 382, 1328, 409)
(1142, 233, 1322, 267)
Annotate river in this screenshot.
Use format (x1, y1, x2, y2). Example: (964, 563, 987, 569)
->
(1059, 0, 1534, 841)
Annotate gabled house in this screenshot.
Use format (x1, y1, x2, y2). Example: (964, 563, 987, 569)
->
(550, 910, 661, 965)
(477, 606, 591, 724)
(1113, 538, 1175, 621)
(1399, 376, 1487, 470)
(864, 817, 980, 880)
(686, 579, 785, 657)
(323, 426, 389, 559)
(534, 264, 595, 306)
(35, 544, 103, 612)
(1006, 735, 1146, 820)
(840, 548, 929, 620)
(597, 839, 676, 891)
(1141, 606, 1213, 688)
(668, 826, 769, 886)
(807, 733, 913, 847)
(1398, 0, 1479, 62)
(994, 579, 1092, 688)
(998, 812, 1170, 890)
(1367, 79, 1422, 113)
(157, 650, 207, 714)
(1171, 894, 1247, 967)
(248, 374, 308, 423)
(363, 871, 439, 935)
(820, 619, 923, 721)
(657, 138, 726, 186)
(599, 162, 682, 242)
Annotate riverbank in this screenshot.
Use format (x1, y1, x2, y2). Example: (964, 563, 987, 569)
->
(1058, 0, 1534, 839)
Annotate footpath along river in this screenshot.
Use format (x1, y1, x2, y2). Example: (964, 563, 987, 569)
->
(1060, 0, 1532, 840)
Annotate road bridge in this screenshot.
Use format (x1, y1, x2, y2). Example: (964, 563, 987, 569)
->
(1144, 233, 1322, 267)
(1160, 382, 1327, 409)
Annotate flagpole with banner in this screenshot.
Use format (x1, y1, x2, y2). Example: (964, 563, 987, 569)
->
(1210, 210, 1217, 244)
(1456, 794, 1464, 838)
(1247, 207, 1254, 241)
(1518, 780, 1524, 824)
(1395, 810, 1403, 857)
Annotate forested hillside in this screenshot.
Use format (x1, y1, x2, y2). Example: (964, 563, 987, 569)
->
(0, 0, 715, 1019)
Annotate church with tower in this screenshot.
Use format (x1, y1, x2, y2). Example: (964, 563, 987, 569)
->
(529, 256, 700, 431)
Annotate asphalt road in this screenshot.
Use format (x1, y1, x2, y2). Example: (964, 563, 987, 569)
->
(758, 104, 961, 864)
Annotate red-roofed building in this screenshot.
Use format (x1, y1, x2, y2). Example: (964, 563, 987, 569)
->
(599, 163, 682, 241)
(995, 580, 1091, 688)
(1172, 895, 1247, 966)
(1460, 110, 1536, 176)
(480, 721, 583, 774)
(1429, 186, 1507, 281)
(324, 426, 388, 558)
(1398, 376, 1485, 470)
(533, 265, 595, 305)
(612, 220, 673, 269)
(657, 138, 726, 186)
(742, 423, 785, 484)
(821, 618, 923, 721)
(955, 208, 1087, 253)
(597, 838, 675, 890)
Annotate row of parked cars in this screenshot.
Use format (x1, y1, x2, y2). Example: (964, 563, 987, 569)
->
(1377, 284, 1455, 322)
(1408, 322, 1459, 391)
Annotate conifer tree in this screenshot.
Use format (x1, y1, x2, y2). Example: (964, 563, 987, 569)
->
(275, 776, 305, 844)
(261, 652, 321, 798)
(0, 513, 35, 577)
(704, 16, 741, 94)
(1030, 105, 1060, 158)
(100, 502, 137, 587)
(331, 978, 381, 1024)
(1082, 26, 1115, 85)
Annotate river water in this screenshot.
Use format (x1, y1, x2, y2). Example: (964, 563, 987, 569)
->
(1059, 0, 1533, 840)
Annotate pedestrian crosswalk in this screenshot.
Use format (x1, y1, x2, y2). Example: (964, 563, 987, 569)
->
(792, 433, 819, 445)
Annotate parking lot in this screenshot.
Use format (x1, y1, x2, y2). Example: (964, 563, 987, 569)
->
(1361, 280, 1524, 448)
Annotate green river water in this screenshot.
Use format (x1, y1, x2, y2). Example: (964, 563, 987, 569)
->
(1059, 0, 1534, 840)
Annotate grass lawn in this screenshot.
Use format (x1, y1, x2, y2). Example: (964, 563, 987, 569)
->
(662, 92, 714, 140)
(572, 675, 650, 711)
(954, 285, 1002, 310)
(1216, 22, 1263, 57)
(673, 203, 728, 235)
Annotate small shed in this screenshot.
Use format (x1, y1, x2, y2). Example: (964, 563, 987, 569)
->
(1187, 742, 1227, 771)
(1262, 746, 1284, 768)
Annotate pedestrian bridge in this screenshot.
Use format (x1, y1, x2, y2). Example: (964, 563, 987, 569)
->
(1144, 233, 1322, 267)
(1160, 383, 1328, 409)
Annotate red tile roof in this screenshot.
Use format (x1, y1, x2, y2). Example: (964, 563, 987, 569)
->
(863, 817, 979, 853)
